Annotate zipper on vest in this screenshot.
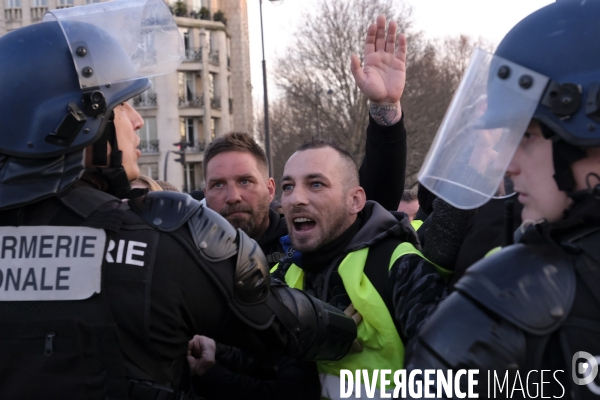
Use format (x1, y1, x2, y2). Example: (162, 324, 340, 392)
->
(45, 333, 55, 356)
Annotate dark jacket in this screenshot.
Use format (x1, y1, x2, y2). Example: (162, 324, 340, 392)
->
(406, 193, 600, 399)
(275, 201, 447, 344)
(0, 184, 290, 399)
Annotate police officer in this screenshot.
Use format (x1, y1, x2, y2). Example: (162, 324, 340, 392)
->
(409, 1, 600, 398)
(0, 1, 356, 399)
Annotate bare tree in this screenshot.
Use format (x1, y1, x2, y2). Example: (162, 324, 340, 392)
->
(402, 35, 492, 187)
(262, 0, 489, 190)
(272, 0, 412, 159)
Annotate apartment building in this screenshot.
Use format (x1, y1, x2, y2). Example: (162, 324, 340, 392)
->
(0, 0, 254, 192)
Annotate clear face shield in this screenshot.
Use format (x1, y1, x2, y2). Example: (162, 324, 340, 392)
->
(418, 48, 550, 209)
(43, 0, 183, 89)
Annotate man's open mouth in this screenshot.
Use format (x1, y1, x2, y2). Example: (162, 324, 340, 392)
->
(293, 217, 316, 232)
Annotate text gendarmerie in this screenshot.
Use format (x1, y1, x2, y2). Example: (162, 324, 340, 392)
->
(0, 226, 106, 301)
(1, 234, 98, 260)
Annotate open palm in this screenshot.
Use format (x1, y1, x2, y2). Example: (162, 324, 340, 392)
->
(351, 15, 406, 104)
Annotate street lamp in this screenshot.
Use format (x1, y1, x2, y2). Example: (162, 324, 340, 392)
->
(259, 0, 278, 177)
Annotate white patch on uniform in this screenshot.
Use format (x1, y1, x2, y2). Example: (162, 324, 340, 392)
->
(0, 226, 106, 301)
(105, 239, 147, 267)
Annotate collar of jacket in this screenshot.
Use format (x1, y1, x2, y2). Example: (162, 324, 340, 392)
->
(344, 201, 421, 253)
(519, 193, 600, 247)
(256, 208, 288, 248)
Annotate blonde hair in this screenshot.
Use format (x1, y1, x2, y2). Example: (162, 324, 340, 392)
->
(131, 175, 163, 192)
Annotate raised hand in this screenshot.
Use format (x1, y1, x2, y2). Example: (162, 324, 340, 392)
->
(351, 15, 407, 126)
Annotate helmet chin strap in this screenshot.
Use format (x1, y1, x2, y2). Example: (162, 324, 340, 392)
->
(539, 123, 587, 196)
(90, 111, 132, 198)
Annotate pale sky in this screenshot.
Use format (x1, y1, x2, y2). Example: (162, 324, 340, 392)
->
(246, 0, 554, 104)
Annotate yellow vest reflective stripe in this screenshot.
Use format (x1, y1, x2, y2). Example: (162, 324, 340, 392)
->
(278, 242, 423, 400)
(410, 219, 423, 231)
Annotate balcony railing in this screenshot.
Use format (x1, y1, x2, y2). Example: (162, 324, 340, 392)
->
(178, 95, 204, 108)
(187, 142, 206, 153)
(133, 92, 157, 108)
(211, 96, 221, 110)
(30, 7, 47, 22)
(4, 8, 23, 21)
(139, 140, 159, 154)
(209, 50, 219, 65)
(184, 48, 203, 62)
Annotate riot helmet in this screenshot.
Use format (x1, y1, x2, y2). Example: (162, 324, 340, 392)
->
(418, 0, 600, 209)
(0, 0, 183, 209)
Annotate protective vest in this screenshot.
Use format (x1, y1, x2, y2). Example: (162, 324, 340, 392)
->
(409, 232, 600, 399)
(0, 187, 133, 399)
(411, 219, 423, 231)
(277, 242, 424, 400)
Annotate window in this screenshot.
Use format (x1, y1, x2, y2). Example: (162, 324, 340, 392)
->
(211, 118, 217, 140)
(133, 77, 157, 108)
(31, 0, 47, 6)
(178, 72, 196, 103)
(209, 31, 215, 53)
(58, 0, 73, 6)
(184, 163, 203, 192)
(143, 163, 159, 180)
(85, 0, 99, 3)
(138, 117, 158, 153)
(209, 73, 215, 101)
(180, 28, 191, 51)
(184, 164, 194, 193)
(6, 0, 21, 8)
(180, 117, 197, 147)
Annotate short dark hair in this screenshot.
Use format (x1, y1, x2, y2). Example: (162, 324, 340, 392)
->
(203, 132, 269, 179)
(401, 188, 418, 203)
(296, 137, 359, 187)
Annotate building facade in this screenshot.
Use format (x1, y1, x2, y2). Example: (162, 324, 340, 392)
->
(0, 0, 254, 192)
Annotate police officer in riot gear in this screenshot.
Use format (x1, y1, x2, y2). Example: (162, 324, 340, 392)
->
(0, 1, 356, 399)
(409, 1, 600, 398)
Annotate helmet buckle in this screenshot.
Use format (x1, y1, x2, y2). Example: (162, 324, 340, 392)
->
(45, 102, 87, 147)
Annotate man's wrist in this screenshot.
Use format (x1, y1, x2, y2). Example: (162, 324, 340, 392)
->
(369, 101, 402, 126)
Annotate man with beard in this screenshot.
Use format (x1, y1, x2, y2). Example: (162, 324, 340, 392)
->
(197, 15, 413, 400)
(272, 138, 450, 399)
(203, 15, 409, 268)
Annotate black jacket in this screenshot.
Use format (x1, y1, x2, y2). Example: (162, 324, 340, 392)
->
(275, 201, 447, 344)
(0, 184, 292, 399)
(406, 193, 600, 399)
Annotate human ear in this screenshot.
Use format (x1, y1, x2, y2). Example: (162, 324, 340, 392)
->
(348, 187, 366, 215)
(267, 177, 276, 202)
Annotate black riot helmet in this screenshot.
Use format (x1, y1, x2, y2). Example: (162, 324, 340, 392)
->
(0, 0, 183, 209)
(419, 0, 600, 209)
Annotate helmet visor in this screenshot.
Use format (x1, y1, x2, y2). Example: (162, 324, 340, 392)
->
(44, 0, 183, 89)
(418, 48, 549, 209)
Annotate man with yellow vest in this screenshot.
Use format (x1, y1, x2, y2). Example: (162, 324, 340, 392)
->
(273, 138, 450, 399)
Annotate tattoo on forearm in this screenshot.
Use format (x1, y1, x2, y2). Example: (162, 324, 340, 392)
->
(370, 102, 400, 126)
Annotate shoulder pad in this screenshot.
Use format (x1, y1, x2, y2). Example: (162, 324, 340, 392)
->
(414, 291, 526, 369)
(234, 230, 270, 304)
(455, 244, 576, 335)
(129, 191, 201, 232)
(188, 205, 238, 262)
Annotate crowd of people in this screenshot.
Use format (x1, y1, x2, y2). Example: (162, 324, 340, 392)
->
(0, 0, 599, 399)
